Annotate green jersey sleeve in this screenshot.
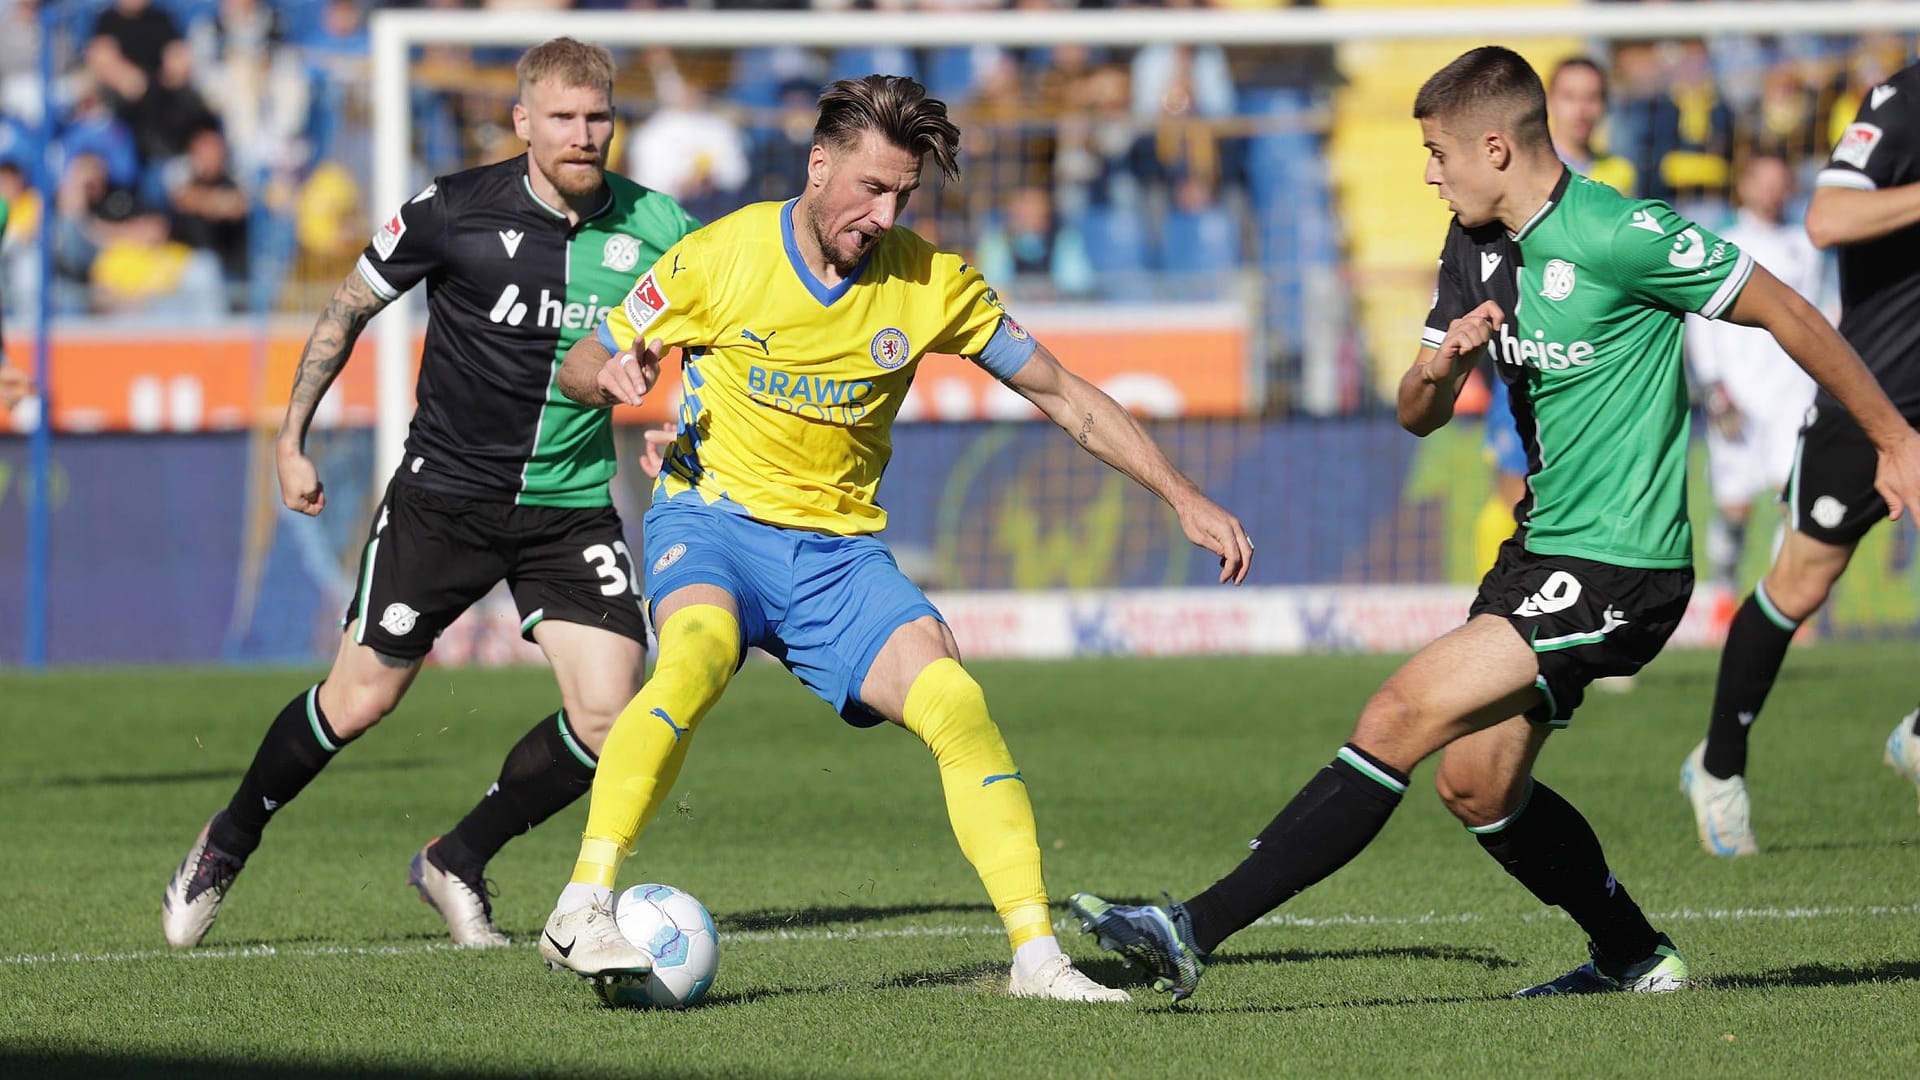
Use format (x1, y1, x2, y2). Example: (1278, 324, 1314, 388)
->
(1609, 200, 1754, 320)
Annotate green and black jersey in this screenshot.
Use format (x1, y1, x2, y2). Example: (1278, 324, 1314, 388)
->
(1424, 170, 1755, 568)
(357, 156, 699, 507)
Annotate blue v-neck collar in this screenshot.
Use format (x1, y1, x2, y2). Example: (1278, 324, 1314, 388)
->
(781, 198, 870, 306)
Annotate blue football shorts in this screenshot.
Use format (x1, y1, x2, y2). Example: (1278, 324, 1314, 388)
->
(1483, 375, 1530, 477)
(640, 493, 942, 727)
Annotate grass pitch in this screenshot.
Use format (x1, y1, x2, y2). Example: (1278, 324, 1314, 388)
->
(3, 645, 1918, 1078)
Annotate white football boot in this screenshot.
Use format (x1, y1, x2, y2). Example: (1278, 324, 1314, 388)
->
(1885, 711, 1920, 812)
(538, 897, 652, 977)
(1680, 740, 1759, 857)
(408, 840, 509, 948)
(161, 815, 246, 948)
(1008, 954, 1132, 1003)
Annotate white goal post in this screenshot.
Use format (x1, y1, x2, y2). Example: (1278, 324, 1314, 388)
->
(368, 4, 1920, 487)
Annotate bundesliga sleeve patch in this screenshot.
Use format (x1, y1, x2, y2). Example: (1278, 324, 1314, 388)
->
(1831, 122, 1883, 169)
(371, 210, 406, 260)
(623, 271, 669, 333)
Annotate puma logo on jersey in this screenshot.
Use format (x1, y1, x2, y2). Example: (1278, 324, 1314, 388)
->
(1872, 84, 1897, 110)
(1629, 209, 1664, 234)
(740, 328, 776, 354)
(1480, 251, 1502, 281)
(499, 229, 524, 258)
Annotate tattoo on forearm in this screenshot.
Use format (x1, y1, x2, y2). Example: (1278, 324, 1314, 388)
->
(287, 272, 387, 436)
(1077, 412, 1094, 446)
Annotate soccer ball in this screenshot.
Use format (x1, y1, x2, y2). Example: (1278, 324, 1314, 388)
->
(592, 883, 721, 1009)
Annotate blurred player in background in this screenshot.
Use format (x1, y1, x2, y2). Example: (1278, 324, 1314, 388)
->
(537, 74, 1252, 1004)
(1682, 152, 1821, 628)
(1683, 61, 1920, 856)
(162, 38, 700, 950)
(1072, 46, 1920, 1003)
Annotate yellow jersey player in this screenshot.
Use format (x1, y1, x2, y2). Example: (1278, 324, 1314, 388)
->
(536, 74, 1254, 1003)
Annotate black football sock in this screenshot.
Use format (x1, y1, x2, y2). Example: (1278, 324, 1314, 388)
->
(1703, 582, 1802, 780)
(434, 710, 597, 875)
(1182, 744, 1408, 955)
(211, 684, 357, 859)
(1473, 779, 1660, 969)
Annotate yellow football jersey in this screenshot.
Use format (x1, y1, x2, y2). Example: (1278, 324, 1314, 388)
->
(597, 199, 1035, 534)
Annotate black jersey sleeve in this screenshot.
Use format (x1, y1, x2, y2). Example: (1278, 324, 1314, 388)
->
(355, 181, 449, 300)
(1817, 74, 1919, 192)
(1421, 224, 1470, 350)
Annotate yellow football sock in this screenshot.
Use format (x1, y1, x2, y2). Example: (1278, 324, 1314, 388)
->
(1473, 492, 1517, 577)
(572, 604, 741, 887)
(902, 658, 1052, 952)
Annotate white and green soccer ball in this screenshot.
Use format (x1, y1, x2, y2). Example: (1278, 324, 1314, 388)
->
(593, 883, 721, 1009)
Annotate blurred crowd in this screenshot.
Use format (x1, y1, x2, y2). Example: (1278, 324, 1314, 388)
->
(0, 0, 1910, 403)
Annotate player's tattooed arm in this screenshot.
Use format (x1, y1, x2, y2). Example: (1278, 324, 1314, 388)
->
(1006, 342, 1254, 584)
(280, 271, 390, 451)
(274, 271, 390, 516)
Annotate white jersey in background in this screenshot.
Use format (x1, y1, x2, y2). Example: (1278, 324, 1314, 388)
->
(1684, 211, 1826, 507)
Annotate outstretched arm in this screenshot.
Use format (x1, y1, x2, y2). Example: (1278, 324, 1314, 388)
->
(275, 271, 391, 515)
(1728, 264, 1920, 521)
(1003, 343, 1252, 584)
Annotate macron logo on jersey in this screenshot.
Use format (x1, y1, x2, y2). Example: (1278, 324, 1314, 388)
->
(1629, 210, 1664, 234)
(499, 230, 524, 258)
(1872, 84, 1898, 110)
(1480, 251, 1502, 282)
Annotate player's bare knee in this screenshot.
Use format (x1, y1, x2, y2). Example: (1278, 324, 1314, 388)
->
(1434, 768, 1513, 828)
(318, 679, 400, 737)
(1764, 561, 1835, 621)
(1354, 685, 1422, 744)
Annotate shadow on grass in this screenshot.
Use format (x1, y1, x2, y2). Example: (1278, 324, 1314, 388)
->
(1706, 959, 1920, 990)
(717, 901, 997, 932)
(0, 1049, 599, 1080)
(1214, 943, 1520, 971)
(9, 757, 441, 791)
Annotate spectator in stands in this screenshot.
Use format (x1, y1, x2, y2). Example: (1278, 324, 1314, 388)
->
(627, 49, 749, 221)
(1659, 41, 1734, 209)
(87, 0, 183, 89)
(973, 184, 1093, 299)
(167, 126, 249, 307)
(194, 0, 313, 178)
(745, 76, 820, 205)
(58, 80, 143, 195)
(1549, 57, 1636, 195)
(52, 151, 224, 321)
(0, 0, 42, 122)
(293, 160, 365, 266)
(1053, 63, 1142, 216)
(121, 35, 220, 176)
(1131, 20, 1236, 121)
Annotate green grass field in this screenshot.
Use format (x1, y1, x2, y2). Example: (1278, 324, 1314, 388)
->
(3, 644, 1918, 1078)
